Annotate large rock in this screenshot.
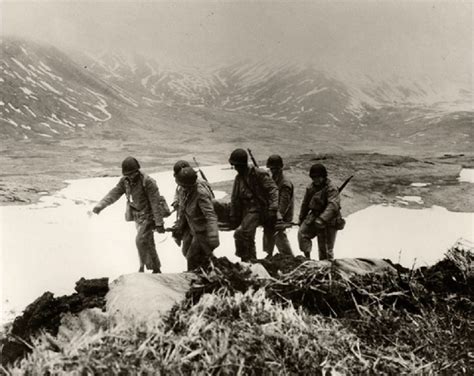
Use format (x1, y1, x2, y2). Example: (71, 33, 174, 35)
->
(334, 258, 397, 278)
(106, 273, 197, 327)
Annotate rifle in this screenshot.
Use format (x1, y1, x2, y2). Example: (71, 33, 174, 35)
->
(192, 157, 215, 198)
(338, 175, 354, 193)
(193, 157, 209, 182)
(275, 176, 354, 235)
(247, 148, 259, 168)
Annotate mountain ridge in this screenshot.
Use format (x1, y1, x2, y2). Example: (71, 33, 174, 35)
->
(1, 36, 472, 143)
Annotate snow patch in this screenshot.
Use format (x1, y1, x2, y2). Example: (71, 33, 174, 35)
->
(396, 196, 424, 204)
(8, 103, 23, 114)
(39, 80, 62, 95)
(23, 105, 37, 118)
(40, 122, 60, 134)
(20, 87, 34, 96)
(11, 58, 37, 77)
(38, 61, 63, 81)
(305, 87, 327, 96)
(459, 169, 474, 183)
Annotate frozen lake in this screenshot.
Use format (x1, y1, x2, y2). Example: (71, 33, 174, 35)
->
(459, 168, 474, 183)
(1, 165, 473, 322)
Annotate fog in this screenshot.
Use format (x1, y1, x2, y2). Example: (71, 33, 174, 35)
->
(2, 1, 472, 83)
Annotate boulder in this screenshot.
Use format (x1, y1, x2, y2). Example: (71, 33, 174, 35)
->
(106, 273, 197, 327)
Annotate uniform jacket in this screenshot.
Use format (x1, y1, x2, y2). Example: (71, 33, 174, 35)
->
(95, 172, 165, 226)
(230, 167, 279, 220)
(299, 178, 341, 225)
(180, 184, 219, 247)
(174, 179, 213, 220)
(274, 172, 294, 223)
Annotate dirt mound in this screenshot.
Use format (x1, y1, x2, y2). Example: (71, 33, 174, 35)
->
(1, 277, 108, 366)
(190, 244, 473, 318)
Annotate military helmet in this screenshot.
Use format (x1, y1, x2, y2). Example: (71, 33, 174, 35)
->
(309, 163, 327, 178)
(228, 148, 248, 166)
(176, 166, 197, 187)
(173, 160, 191, 176)
(122, 156, 140, 175)
(266, 154, 283, 169)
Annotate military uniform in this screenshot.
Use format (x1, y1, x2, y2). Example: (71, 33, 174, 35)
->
(263, 172, 294, 256)
(298, 178, 341, 260)
(94, 173, 165, 271)
(173, 179, 213, 258)
(177, 183, 219, 271)
(230, 167, 279, 261)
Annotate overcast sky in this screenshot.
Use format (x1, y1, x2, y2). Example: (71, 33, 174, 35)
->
(2, 1, 472, 82)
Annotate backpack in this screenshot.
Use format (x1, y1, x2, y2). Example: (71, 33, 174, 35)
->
(125, 173, 172, 219)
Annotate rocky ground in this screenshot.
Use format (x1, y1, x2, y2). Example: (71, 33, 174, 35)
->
(212, 151, 474, 216)
(2, 136, 473, 217)
(2, 100, 473, 212)
(2, 245, 472, 373)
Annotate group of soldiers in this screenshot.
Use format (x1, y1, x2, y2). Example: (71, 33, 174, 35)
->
(92, 149, 344, 273)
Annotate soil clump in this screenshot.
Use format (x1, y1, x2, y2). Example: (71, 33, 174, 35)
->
(1, 277, 108, 366)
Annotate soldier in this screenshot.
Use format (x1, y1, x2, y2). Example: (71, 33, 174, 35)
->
(263, 155, 294, 257)
(298, 163, 342, 260)
(174, 167, 219, 271)
(171, 160, 213, 257)
(228, 148, 279, 262)
(92, 156, 166, 273)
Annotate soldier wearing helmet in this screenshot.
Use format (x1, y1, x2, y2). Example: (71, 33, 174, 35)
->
(92, 156, 168, 273)
(171, 160, 213, 257)
(174, 167, 219, 271)
(228, 148, 279, 262)
(263, 154, 294, 257)
(298, 163, 342, 260)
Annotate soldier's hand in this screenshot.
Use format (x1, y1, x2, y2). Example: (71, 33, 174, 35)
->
(266, 209, 278, 227)
(92, 206, 101, 215)
(155, 224, 166, 234)
(314, 217, 326, 230)
(229, 216, 239, 230)
(171, 225, 183, 245)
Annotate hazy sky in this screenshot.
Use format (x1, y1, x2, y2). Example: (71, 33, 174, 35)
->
(2, 1, 472, 82)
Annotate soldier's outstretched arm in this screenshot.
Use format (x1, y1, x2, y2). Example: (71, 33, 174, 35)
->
(94, 180, 126, 213)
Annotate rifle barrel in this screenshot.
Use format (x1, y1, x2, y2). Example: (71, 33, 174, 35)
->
(247, 148, 259, 168)
(338, 175, 354, 193)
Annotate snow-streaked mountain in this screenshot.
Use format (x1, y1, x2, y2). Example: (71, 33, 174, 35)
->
(0, 37, 136, 140)
(1, 37, 472, 141)
(75, 50, 474, 128)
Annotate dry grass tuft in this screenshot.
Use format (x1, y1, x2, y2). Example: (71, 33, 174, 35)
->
(3, 246, 472, 374)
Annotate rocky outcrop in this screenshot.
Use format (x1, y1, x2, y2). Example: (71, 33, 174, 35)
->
(1, 277, 108, 366)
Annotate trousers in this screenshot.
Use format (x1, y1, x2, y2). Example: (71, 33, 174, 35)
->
(234, 210, 261, 262)
(298, 219, 337, 260)
(186, 232, 214, 271)
(135, 217, 161, 271)
(263, 227, 293, 256)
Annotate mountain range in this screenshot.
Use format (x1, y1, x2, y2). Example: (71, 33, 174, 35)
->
(1, 36, 472, 149)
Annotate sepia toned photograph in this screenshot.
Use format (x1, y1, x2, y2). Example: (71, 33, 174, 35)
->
(1, 0, 473, 373)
